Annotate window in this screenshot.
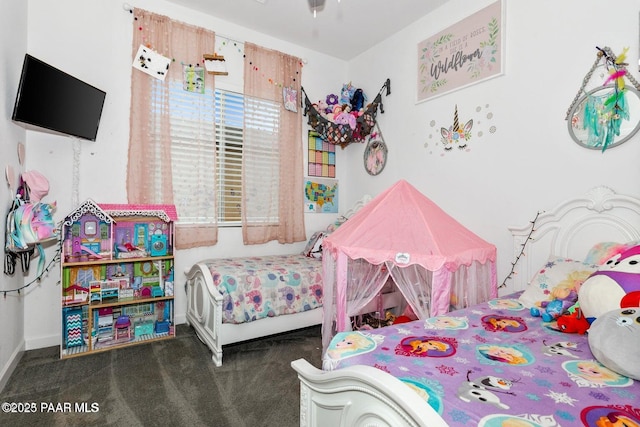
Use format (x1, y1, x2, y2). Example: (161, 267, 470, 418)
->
(167, 83, 279, 226)
(128, 15, 305, 247)
(242, 94, 281, 224)
(215, 89, 244, 224)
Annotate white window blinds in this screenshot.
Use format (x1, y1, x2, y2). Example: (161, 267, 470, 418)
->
(242, 95, 280, 224)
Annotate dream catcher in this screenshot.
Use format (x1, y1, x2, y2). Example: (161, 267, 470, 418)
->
(363, 123, 388, 176)
(566, 46, 640, 152)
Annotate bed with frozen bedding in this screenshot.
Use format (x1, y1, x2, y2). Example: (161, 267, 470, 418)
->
(320, 292, 640, 426)
(292, 186, 640, 427)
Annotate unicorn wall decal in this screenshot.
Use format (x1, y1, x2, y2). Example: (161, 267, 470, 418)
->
(441, 104, 473, 150)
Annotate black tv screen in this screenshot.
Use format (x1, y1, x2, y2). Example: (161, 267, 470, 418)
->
(12, 54, 106, 141)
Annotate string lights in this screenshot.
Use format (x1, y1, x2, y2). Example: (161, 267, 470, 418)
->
(499, 211, 541, 289)
(2, 243, 61, 297)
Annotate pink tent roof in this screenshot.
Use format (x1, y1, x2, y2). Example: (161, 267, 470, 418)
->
(323, 180, 496, 271)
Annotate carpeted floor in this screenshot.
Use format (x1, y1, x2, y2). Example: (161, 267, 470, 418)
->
(0, 324, 323, 427)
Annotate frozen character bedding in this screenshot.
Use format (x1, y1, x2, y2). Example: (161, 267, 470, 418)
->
(323, 295, 640, 426)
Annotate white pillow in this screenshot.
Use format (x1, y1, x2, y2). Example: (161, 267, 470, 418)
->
(302, 231, 327, 259)
(518, 256, 598, 308)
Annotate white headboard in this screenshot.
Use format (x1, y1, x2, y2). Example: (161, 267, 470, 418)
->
(341, 194, 372, 220)
(506, 186, 640, 294)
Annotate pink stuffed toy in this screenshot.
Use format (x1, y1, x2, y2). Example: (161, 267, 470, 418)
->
(331, 105, 342, 120)
(579, 244, 640, 321)
(334, 111, 356, 129)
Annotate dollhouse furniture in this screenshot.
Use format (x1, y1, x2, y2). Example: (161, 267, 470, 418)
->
(292, 186, 640, 426)
(155, 320, 170, 334)
(62, 307, 84, 348)
(100, 281, 119, 300)
(114, 315, 132, 340)
(97, 308, 114, 342)
(60, 199, 177, 358)
(134, 318, 154, 338)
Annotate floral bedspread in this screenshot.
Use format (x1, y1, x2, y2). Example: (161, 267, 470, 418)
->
(205, 254, 323, 324)
(324, 294, 640, 426)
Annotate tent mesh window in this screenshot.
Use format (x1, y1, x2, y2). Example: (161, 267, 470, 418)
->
(302, 79, 390, 148)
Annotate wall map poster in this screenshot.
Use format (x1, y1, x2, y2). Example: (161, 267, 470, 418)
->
(304, 178, 338, 213)
(417, 0, 503, 103)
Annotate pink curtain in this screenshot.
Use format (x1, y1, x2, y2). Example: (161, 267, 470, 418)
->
(127, 8, 218, 249)
(242, 43, 305, 244)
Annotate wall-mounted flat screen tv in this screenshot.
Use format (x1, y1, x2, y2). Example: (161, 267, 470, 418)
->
(12, 54, 106, 141)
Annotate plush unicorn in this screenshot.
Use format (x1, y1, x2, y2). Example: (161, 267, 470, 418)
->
(5, 200, 58, 276)
(15, 201, 58, 248)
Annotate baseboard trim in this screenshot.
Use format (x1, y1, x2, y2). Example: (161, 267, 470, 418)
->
(0, 341, 25, 393)
(25, 335, 58, 351)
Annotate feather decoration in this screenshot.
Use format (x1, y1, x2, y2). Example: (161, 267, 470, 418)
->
(603, 69, 626, 86)
(615, 47, 629, 64)
(603, 91, 623, 107)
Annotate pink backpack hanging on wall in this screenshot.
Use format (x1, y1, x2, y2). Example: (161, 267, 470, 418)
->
(4, 171, 58, 275)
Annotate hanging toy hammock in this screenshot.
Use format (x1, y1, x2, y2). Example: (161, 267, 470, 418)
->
(302, 78, 391, 149)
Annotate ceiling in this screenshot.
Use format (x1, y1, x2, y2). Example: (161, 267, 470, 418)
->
(164, 0, 450, 60)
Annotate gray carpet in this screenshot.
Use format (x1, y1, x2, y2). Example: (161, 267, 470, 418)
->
(0, 324, 323, 427)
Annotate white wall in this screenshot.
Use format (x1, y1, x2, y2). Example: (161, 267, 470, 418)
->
(21, 0, 348, 349)
(345, 0, 640, 295)
(0, 0, 28, 389)
(14, 0, 640, 351)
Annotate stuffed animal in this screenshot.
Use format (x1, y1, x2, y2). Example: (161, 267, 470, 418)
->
(339, 82, 355, 105)
(316, 99, 329, 116)
(530, 280, 581, 322)
(579, 245, 640, 321)
(334, 111, 356, 130)
(351, 88, 365, 111)
(331, 105, 343, 121)
(326, 93, 339, 112)
(588, 306, 640, 380)
(555, 307, 590, 334)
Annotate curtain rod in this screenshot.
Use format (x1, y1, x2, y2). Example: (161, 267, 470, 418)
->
(122, 3, 244, 47)
(216, 34, 245, 47)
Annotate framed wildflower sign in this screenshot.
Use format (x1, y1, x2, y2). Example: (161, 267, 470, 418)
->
(417, 0, 504, 103)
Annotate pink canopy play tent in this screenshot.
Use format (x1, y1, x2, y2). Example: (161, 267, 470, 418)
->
(321, 179, 497, 349)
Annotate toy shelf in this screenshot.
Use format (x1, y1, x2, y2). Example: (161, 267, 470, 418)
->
(90, 295, 174, 309)
(62, 255, 173, 268)
(60, 200, 177, 359)
(61, 330, 174, 358)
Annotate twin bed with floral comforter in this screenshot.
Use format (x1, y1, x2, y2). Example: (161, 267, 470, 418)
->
(185, 195, 373, 367)
(206, 254, 324, 324)
(323, 293, 640, 426)
(185, 253, 327, 367)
